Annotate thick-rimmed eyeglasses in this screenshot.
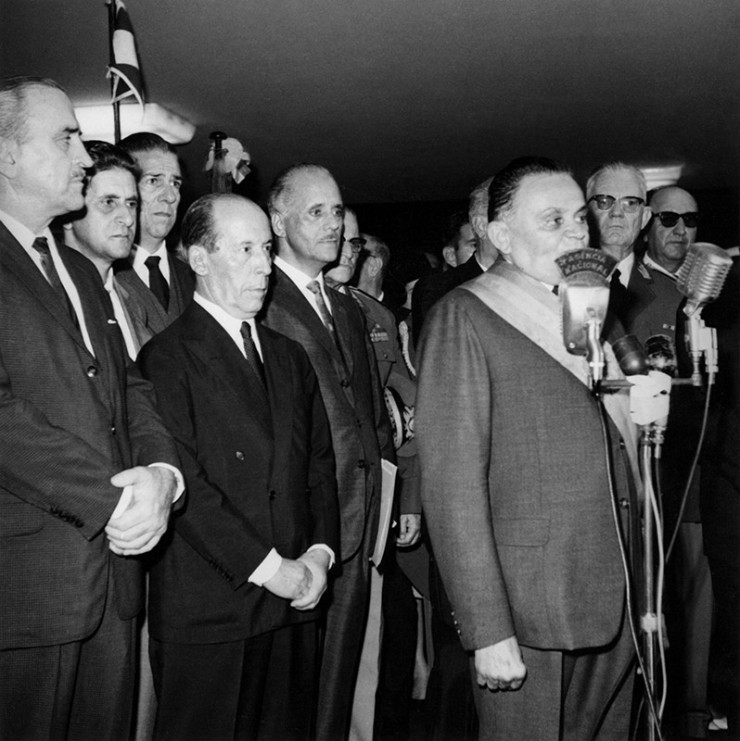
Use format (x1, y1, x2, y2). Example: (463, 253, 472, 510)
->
(346, 237, 367, 253)
(588, 195, 645, 213)
(653, 211, 700, 229)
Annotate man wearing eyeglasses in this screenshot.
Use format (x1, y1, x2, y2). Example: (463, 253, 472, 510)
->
(586, 163, 652, 330)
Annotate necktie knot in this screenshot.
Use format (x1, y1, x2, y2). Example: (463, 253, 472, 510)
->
(145, 255, 160, 268)
(32, 236, 51, 257)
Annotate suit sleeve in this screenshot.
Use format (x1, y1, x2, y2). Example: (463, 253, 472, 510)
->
(0, 349, 121, 539)
(299, 347, 340, 553)
(139, 341, 276, 588)
(416, 295, 515, 651)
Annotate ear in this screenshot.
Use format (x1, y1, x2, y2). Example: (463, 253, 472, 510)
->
(441, 245, 457, 268)
(471, 215, 488, 240)
(368, 255, 382, 277)
(270, 210, 286, 238)
(488, 220, 510, 255)
(0, 137, 19, 178)
(188, 245, 209, 276)
(640, 207, 653, 231)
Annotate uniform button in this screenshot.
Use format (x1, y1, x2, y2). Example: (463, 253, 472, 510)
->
(86, 366, 98, 377)
(235, 451, 245, 461)
(340, 379, 350, 387)
(357, 459, 366, 469)
(110, 425, 116, 435)
(619, 498, 629, 509)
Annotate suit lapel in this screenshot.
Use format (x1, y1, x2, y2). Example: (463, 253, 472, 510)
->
(272, 267, 346, 365)
(184, 304, 273, 432)
(0, 224, 93, 357)
(258, 327, 294, 471)
(326, 286, 355, 377)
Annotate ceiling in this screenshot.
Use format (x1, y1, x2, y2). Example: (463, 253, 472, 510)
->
(3, 0, 740, 206)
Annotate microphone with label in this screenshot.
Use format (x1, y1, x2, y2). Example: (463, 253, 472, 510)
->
(556, 248, 615, 389)
(675, 242, 732, 385)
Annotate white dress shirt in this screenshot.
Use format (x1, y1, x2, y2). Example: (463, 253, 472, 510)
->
(132, 241, 171, 287)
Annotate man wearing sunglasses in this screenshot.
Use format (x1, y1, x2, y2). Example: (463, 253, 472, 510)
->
(630, 186, 714, 738)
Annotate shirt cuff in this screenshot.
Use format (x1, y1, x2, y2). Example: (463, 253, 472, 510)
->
(149, 462, 185, 502)
(307, 544, 335, 570)
(249, 548, 282, 586)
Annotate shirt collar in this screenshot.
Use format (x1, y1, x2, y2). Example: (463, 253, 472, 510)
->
(133, 241, 168, 269)
(273, 254, 326, 291)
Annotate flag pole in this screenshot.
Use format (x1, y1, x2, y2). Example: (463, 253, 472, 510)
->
(107, 0, 122, 143)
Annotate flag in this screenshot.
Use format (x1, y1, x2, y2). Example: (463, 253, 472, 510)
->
(107, 0, 144, 107)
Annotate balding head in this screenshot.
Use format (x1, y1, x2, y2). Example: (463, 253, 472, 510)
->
(646, 186, 698, 273)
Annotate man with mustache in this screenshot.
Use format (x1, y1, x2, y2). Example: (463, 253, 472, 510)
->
(115, 132, 194, 345)
(262, 163, 394, 740)
(138, 193, 338, 740)
(0, 76, 180, 740)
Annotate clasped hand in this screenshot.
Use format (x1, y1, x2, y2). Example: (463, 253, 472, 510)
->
(263, 549, 330, 611)
(105, 466, 177, 556)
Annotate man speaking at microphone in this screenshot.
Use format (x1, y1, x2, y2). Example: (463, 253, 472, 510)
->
(416, 157, 641, 740)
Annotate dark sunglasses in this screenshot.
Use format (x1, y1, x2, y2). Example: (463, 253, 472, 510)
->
(588, 195, 645, 213)
(653, 211, 700, 229)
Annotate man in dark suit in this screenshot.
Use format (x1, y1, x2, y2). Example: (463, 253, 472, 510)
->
(261, 163, 395, 740)
(115, 132, 194, 344)
(416, 157, 640, 739)
(137, 193, 338, 741)
(63, 140, 151, 360)
(586, 162, 653, 332)
(411, 180, 499, 345)
(0, 77, 180, 740)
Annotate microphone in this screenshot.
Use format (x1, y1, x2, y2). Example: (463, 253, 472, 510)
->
(611, 334, 671, 428)
(674, 242, 730, 384)
(675, 242, 732, 317)
(556, 249, 616, 388)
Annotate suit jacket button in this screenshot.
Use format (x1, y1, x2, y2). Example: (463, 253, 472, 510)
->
(619, 498, 629, 509)
(86, 366, 98, 377)
(357, 459, 366, 469)
(235, 451, 245, 461)
(269, 490, 277, 501)
(340, 379, 350, 387)
(110, 425, 116, 435)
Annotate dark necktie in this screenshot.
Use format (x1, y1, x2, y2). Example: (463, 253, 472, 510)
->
(145, 255, 170, 311)
(306, 280, 337, 344)
(239, 321, 267, 389)
(32, 237, 79, 328)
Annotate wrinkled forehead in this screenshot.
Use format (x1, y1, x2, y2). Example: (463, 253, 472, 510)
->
(133, 149, 181, 178)
(591, 169, 645, 199)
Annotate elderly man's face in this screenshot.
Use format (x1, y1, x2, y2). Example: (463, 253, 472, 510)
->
(490, 172, 588, 285)
(70, 167, 138, 271)
(646, 187, 698, 273)
(133, 149, 182, 249)
(195, 199, 272, 320)
(273, 169, 344, 276)
(587, 168, 650, 259)
(9, 86, 93, 224)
